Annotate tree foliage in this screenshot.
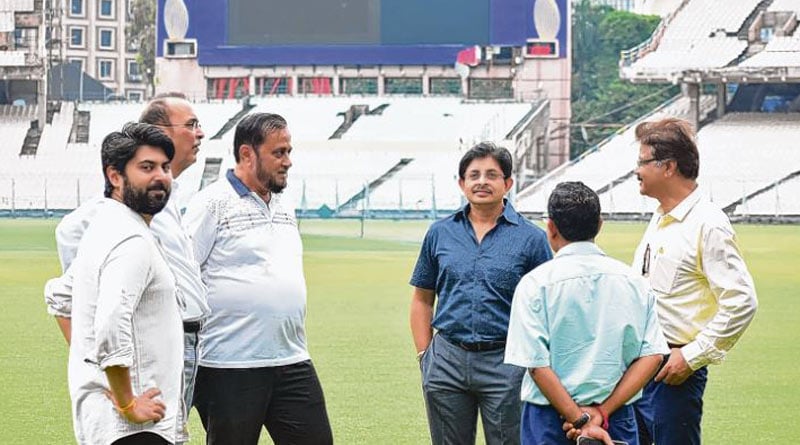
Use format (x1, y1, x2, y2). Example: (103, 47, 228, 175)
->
(571, 0, 677, 158)
(126, 0, 156, 96)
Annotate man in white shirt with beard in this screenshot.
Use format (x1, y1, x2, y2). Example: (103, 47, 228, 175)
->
(184, 113, 332, 445)
(45, 95, 209, 442)
(69, 123, 183, 444)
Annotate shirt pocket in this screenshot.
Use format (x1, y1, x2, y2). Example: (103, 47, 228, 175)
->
(650, 254, 681, 294)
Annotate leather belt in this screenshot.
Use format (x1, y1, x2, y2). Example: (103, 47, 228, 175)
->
(183, 320, 202, 333)
(455, 340, 506, 352)
(442, 335, 506, 352)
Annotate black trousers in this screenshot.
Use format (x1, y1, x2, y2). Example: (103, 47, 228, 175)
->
(195, 360, 333, 445)
(112, 432, 171, 445)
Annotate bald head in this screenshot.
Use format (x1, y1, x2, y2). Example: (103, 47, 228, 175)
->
(139, 94, 204, 178)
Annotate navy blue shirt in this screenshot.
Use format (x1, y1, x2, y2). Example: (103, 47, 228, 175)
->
(410, 201, 552, 343)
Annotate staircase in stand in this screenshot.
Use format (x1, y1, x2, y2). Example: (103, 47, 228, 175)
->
(337, 158, 414, 211)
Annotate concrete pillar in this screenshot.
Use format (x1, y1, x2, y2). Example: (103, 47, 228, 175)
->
(686, 82, 700, 130)
(38, 78, 46, 129)
(716, 82, 727, 118)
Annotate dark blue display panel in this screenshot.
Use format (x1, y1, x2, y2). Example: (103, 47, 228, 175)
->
(379, 0, 489, 45)
(228, 0, 489, 46)
(228, 0, 380, 45)
(158, 0, 568, 65)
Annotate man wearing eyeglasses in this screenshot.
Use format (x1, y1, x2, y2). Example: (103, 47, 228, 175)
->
(45, 93, 208, 444)
(410, 142, 552, 445)
(630, 117, 758, 445)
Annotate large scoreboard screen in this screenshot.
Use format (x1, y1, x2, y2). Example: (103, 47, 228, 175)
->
(228, 0, 490, 46)
(159, 0, 568, 65)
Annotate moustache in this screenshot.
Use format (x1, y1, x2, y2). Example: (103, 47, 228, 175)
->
(147, 183, 169, 193)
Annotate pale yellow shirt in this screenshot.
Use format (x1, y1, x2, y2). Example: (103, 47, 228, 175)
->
(632, 187, 758, 370)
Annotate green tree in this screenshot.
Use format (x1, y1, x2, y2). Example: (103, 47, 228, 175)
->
(126, 0, 156, 97)
(571, 1, 677, 158)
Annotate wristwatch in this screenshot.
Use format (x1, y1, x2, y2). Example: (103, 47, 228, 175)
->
(571, 411, 591, 429)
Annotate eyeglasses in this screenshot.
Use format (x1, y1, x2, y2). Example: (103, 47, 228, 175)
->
(466, 171, 505, 181)
(161, 120, 201, 130)
(636, 157, 661, 168)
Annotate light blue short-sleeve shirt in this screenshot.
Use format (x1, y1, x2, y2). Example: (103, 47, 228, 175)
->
(505, 241, 668, 406)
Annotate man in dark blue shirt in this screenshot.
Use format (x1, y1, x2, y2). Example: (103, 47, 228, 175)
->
(410, 142, 552, 445)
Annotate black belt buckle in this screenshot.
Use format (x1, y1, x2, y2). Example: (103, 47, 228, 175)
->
(183, 320, 202, 333)
(457, 340, 506, 352)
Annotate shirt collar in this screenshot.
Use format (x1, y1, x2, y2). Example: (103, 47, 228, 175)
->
(226, 169, 251, 197)
(658, 185, 702, 223)
(554, 241, 605, 259)
(454, 198, 520, 226)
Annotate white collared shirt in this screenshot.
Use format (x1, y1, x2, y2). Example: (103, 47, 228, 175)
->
(632, 187, 758, 370)
(183, 171, 309, 368)
(69, 199, 183, 444)
(45, 181, 210, 322)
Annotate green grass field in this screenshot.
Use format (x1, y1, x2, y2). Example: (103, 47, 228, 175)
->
(0, 218, 797, 444)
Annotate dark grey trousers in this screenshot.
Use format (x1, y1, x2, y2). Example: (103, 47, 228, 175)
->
(420, 334, 525, 445)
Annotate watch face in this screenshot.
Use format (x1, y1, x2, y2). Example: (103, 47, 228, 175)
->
(573, 412, 590, 429)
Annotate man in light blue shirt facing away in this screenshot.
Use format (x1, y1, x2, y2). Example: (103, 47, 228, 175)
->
(505, 181, 668, 445)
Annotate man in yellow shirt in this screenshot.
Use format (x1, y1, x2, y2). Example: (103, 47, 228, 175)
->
(631, 118, 758, 445)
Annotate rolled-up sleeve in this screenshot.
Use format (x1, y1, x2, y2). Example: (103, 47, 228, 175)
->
(92, 235, 152, 370)
(44, 272, 74, 318)
(682, 226, 758, 370)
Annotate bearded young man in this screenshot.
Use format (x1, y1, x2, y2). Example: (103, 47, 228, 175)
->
(183, 113, 332, 445)
(45, 95, 209, 443)
(68, 123, 184, 444)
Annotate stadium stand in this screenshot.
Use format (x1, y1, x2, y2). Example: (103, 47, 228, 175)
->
(740, 36, 800, 67)
(0, 104, 37, 157)
(249, 96, 387, 141)
(515, 94, 717, 214)
(0, 97, 540, 215)
(592, 112, 800, 216)
(621, 0, 761, 79)
(347, 150, 466, 214)
(35, 102, 73, 156)
(734, 172, 800, 217)
(342, 98, 533, 144)
(5, 0, 800, 223)
(514, 0, 800, 222)
(769, 0, 800, 13)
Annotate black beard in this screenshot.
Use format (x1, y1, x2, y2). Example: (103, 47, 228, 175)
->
(256, 165, 287, 194)
(122, 180, 170, 215)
